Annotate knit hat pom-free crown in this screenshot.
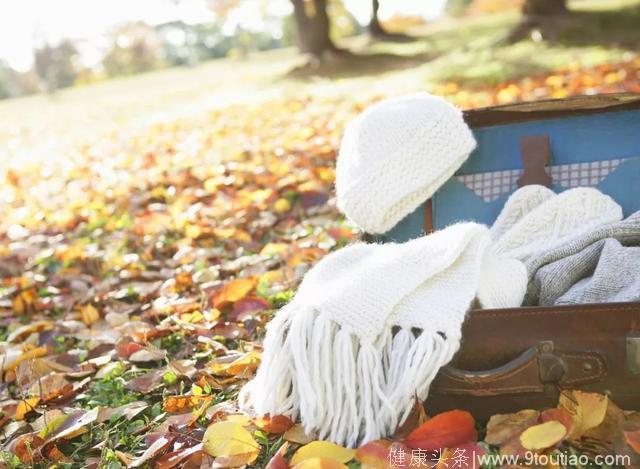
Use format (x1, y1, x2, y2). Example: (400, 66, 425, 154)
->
(336, 93, 476, 234)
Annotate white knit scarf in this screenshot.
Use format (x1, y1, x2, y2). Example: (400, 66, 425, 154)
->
(240, 187, 622, 447)
(240, 223, 509, 447)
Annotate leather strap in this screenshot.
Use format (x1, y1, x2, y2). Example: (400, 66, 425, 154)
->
(423, 199, 433, 234)
(517, 135, 553, 188)
(431, 345, 606, 396)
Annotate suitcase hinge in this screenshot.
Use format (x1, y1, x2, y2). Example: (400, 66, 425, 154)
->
(627, 337, 640, 375)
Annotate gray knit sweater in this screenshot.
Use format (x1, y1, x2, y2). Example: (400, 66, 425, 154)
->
(524, 211, 640, 306)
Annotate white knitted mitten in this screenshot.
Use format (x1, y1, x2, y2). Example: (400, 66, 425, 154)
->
(492, 187, 623, 261)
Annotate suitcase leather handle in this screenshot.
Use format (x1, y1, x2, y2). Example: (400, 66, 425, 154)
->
(431, 343, 606, 397)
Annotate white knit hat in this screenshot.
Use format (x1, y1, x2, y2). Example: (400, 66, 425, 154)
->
(336, 93, 477, 234)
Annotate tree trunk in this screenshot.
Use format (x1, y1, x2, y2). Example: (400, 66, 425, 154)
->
(290, 0, 337, 59)
(368, 0, 413, 42)
(523, 0, 568, 16)
(506, 0, 569, 43)
(369, 0, 384, 36)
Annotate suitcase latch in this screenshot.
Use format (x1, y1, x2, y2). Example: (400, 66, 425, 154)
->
(538, 341, 566, 383)
(627, 337, 640, 375)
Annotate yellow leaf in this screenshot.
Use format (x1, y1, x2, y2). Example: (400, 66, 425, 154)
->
(204, 177, 219, 193)
(274, 198, 291, 213)
(80, 304, 100, 325)
(284, 424, 314, 445)
(208, 351, 261, 377)
(292, 458, 348, 469)
(202, 421, 260, 458)
(259, 270, 285, 285)
(5, 346, 48, 371)
(202, 421, 259, 462)
(260, 243, 288, 256)
(291, 441, 356, 465)
(520, 421, 567, 451)
(223, 414, 253, 426)
(558, 390, 608, 439)
(16, 397, 40, 420)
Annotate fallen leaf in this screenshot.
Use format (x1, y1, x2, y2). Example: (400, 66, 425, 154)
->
(265, 442, 289, 469)
(520, 421, 567, 451)
(292, 458, 348, 469)
(291, 441, 356, 465)
(624, 430, 640, 454)
(202, 421, 259, 463)
(155, 443, 203, 469)
(355, 440, 398, 468)
(46, 408, 99, 441)
(15, 397, 40, 420)
(405, 410, 477, 451)
(284, 423, 314, 445)
(208, 350, 261, 377)
(213, 278, 256, 309)
(558, 390, 608, 439)
(255, 414, 294, 434)
(485, 409, 539, 446)
(393, 397, 428, 439)
(163, 395, 212, 413)
(128, 435, 172, 467)
(80, 304, 100, 325)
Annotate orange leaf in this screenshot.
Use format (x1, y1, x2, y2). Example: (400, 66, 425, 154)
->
(15, 397, 40, 420)
(405, 410, 477, 451)
(255, 414, 294, 434)
(213, 278, 256, 308)
(163, 395, 212, 413)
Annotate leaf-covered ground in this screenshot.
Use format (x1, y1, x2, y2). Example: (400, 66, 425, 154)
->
(1, 56, 640, 468)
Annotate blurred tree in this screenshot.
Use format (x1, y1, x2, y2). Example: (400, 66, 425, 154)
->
(369, 0, 412, 41)
(507, 0, 568, 42)
(523, 0, 566, 15)
(33, 40, 79, 92)
(446, 0, 473, 16)
(290, 0, 340, 60)
(103, 23, 163, 77)
(0, 61, 25, 99)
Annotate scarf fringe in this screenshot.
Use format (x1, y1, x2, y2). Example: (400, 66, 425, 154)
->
(239, 306, 459, 447)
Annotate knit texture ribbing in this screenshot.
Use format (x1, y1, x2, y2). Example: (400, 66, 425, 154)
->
(525, 211, 640, 305)
(491, 187, 623, 261)
(336, 94, 476, 234)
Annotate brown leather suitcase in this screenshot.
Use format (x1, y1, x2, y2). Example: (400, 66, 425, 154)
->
(376, 94, 640, 418)
(427, 303, 640, 419)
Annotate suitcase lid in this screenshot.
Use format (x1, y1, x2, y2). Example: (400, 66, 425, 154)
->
(378, 93, 640, 243)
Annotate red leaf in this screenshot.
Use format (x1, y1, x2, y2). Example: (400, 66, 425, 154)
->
(232, 296, 270, 321)
(405, 410, 477, 451)
(625, 430, 640, 454)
